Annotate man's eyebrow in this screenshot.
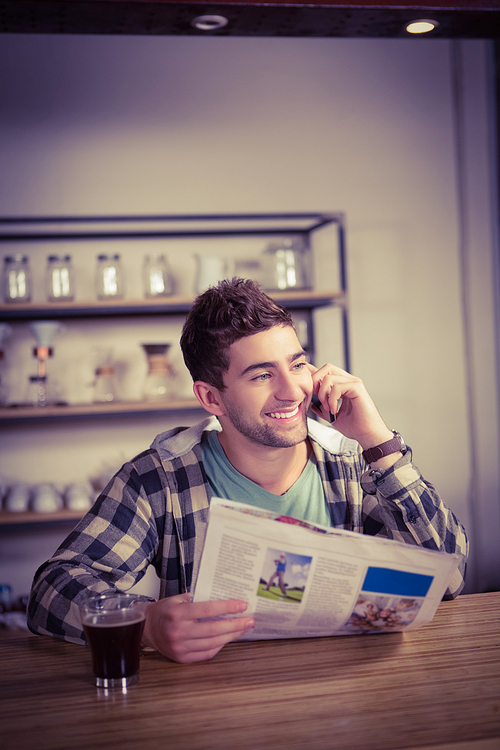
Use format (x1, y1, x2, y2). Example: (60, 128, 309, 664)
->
(238, 350, 306, 378)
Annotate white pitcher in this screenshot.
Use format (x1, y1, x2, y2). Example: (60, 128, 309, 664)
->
(194, 256, 231, 294)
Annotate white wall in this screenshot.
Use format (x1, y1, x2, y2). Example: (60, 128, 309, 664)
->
(0, 33, 498, 599)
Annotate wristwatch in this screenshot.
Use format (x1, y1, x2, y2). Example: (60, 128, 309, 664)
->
(362, 430, 406, 464)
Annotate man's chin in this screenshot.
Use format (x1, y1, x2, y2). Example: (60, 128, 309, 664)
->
(259, 421, 308, 448)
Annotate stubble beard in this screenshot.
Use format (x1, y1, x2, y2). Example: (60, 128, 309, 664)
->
(221, 397, 309, 448)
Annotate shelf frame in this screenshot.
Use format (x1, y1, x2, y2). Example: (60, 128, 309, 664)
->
(0, 211, 351, 368)
(0, 212, 343, 241)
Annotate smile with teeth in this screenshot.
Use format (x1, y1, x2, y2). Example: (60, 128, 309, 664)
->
(267, 405, 300, 420)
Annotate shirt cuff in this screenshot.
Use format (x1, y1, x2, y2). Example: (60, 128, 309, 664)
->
(360, 447, 419, 497)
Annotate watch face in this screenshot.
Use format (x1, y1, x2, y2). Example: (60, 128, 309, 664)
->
(394, 431, 406, 452)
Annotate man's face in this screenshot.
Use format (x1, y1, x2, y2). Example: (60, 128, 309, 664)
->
(217, 325, 313, 448)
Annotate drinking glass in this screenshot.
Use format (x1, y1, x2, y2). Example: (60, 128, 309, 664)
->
(80, 592, 150, 692)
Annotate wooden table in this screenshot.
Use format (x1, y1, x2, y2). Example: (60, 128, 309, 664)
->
(1, 592, 499, 750)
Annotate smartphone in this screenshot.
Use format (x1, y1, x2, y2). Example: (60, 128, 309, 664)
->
(311, 394, 336, 423)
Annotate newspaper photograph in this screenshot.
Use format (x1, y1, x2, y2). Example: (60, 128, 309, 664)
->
(191, 497, 462, 640)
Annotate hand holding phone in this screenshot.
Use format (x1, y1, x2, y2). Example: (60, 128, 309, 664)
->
(310, 393, 337, 423)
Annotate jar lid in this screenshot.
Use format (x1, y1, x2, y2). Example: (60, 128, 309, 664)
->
(264, 238, 305, 254)
(4, 254, 28, 262)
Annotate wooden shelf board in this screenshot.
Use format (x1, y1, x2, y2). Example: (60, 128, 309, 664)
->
(0, 510, 84, 526)
(0, 398, 203, 422)
(0, 290, 345, 320)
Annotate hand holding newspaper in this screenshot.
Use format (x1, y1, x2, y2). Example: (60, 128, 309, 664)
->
(192, 498, 462, 640)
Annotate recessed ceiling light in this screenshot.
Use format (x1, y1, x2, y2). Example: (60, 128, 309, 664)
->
(190, 15, 229, 31)
(405, 19, 439, 34)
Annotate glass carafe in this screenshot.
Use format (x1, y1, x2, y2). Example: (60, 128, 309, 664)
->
(92, 347, 117, 402)
(141, 344, 175, 401)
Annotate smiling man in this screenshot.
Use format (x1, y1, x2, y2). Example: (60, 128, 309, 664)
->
(28, 278, 468, 663)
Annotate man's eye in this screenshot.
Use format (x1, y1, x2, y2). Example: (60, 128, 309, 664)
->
(254, 373, 270, 381)
(293, 362, 306, 370)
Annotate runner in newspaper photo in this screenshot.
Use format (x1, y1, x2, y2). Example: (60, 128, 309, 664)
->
(28, 278, 469, 663)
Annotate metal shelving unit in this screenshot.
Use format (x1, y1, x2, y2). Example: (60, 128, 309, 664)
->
(0, 212, 349, 527)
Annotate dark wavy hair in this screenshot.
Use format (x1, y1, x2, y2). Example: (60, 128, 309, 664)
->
(180, 278, 294, 390)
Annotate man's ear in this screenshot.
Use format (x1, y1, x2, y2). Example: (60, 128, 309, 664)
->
(192, 381, 226, 416)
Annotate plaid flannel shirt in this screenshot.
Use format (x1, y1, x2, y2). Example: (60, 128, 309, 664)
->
(27, 417, 468, 645)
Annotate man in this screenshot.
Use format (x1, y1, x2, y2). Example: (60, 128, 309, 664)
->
(27, 278, 468, 663)
(265, 554, 288, 596)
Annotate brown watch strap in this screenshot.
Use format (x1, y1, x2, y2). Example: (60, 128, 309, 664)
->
(362, 432, 405, 464)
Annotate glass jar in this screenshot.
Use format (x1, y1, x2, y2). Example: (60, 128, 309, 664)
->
(262, 238, 311, 291)
(3, 254, 32, 303)
(95, 254, 124, 300)
(46, 255, 74, 302)
(143, 255, 174, 298)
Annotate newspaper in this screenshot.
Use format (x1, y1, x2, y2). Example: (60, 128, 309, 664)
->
(191, 497, 462, 640)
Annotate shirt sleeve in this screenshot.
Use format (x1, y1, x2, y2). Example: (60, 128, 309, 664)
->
(360, 448, 469, 599)
(27, 451, 163, 645)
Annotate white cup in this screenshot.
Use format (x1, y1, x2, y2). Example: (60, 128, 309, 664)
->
(65, 483, 93, 512)
(5, 484, 31, 513)
(31, 483, 63, 514)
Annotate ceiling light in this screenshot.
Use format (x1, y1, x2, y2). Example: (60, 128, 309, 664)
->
(190, 15, 229, 31)
(405, 19, 439, 34)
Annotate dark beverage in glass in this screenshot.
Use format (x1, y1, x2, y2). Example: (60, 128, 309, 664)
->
(80, 592, 149, 691)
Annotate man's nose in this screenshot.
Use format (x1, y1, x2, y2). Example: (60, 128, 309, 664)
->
(274, 370, 306, 401)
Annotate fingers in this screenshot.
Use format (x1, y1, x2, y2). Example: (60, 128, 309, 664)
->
(143, 594, 256, 664)
(306, 363, 388, 443)
(307, 362, 351, 380)
(187, 597, 249, 621)
(170, 615, 255, 664)
(307, 363, 354, 420)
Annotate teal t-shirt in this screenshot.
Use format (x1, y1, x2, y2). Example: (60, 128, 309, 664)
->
(200, 430, 332, 527)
